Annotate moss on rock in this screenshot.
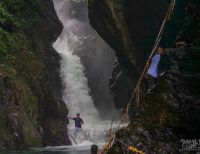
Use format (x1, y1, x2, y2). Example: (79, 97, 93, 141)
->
(0, 0, 69, 149)
(140, 78, 178, 129)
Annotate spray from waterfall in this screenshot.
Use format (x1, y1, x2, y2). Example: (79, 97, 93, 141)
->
(53, 0, 99, 128)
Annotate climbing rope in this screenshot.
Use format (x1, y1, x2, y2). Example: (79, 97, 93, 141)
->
(114, 136, 144, 154)
(101, 0, 176, 153)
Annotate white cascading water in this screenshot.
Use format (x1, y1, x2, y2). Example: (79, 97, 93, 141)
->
(53, 0, 99, 124)
(52, 0, 123, 145)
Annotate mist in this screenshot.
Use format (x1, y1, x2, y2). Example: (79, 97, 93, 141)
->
(53, 0, 99, 127)
(53, 0, 117, 120)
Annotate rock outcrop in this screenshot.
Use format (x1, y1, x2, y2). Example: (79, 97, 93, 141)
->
(89, 0, 171, 78)
(109, 61, 131, 108)
(88, 0, 174, 107)
(108, 46, 200, 153)
(0, 0, 70, 149)
(89, 0, 200, 153)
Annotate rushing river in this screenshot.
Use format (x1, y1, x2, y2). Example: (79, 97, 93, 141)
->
(0, 145, 91, 154)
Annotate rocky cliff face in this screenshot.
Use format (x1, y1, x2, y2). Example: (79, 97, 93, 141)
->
(0, 0, 70, 149)
(89, 0, 171, 77)
(88, 0, 172, 108)
(89, 0, 200, 153)
(108, 46, 200, 153)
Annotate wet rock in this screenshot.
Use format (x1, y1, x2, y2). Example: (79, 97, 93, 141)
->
(109, 61, 132, 108)
(0, 76, 40, 149)
(107, 46, 200, 153)
(89, 0, 200, 153)
(89, 0, 171, 79)
(0, 0, 70, 149)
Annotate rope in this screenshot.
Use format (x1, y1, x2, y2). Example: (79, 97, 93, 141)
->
(101, 0, 176, 153)
(114, 136, 144, 154)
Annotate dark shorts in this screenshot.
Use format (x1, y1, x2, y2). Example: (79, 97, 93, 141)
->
(145, 74, 158, 90)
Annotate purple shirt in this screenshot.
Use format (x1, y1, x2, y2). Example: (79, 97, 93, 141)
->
(147, 54, 161, 78)
(73, 117, 83, 128)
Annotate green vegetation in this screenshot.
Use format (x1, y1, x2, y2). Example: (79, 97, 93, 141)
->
(0, 76, 10, 139)
(0, 77, 42, 148)
(0, 0, 43, 148)
(0, 0, 37, 30)
(24, 133, 42, 147)
(0, 111, 10, 138)
(0, 0, 44, 80)
(113, 0, 123, 11)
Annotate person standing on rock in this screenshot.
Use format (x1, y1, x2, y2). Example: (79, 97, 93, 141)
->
(145, 46, 164, 93)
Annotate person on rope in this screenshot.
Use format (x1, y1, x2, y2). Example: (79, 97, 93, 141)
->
(68, 113, 84, 135)
(145, 46, 164, 93)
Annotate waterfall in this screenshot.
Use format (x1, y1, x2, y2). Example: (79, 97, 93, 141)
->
(52, 0, 126, 145)
(52, 0, 102, 145)
(53, 0, 99, 127)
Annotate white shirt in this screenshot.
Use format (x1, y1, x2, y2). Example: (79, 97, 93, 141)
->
(147, 54, 161, 78)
